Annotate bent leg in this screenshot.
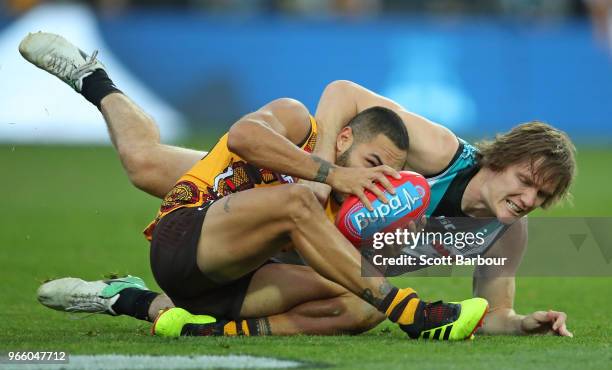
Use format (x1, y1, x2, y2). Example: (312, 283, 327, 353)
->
(267, 294, 385, 335)
(147, 291, 382, 336)
(150, 263, 385, 335)
(20, 33, 214, 198)
(240, 263, 385, 335)
(197, 184, 397, 311)
(100, 93, 204, 197)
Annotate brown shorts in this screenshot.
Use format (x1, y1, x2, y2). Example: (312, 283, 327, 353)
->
(149, 202, 260, 320)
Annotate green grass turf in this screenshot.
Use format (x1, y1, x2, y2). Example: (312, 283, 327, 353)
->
(0, 144, 611, 370)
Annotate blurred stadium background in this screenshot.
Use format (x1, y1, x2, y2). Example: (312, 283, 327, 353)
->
(2, 0, 612, 144)
(1, 1, 611, 369)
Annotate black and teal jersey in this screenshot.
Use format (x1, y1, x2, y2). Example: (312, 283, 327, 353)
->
(426, 138, 479, 218)
(403, 139, 509, 263)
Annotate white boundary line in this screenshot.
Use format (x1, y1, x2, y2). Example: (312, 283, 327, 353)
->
(0, 354, 304, 370)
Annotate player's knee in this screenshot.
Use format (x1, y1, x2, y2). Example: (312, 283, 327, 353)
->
(286, 184, 320, 221)
(120, 146, 158, 191)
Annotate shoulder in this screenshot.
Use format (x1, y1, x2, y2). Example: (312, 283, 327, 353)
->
(426, 138, 479, 181)
(259, 98, 312, 145)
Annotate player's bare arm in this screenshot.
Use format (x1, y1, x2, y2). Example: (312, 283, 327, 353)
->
(474, 218, 572, 337)
(228, 98, 401, 209)
(315, 80, 460, 175)
(98, 79, 409, 201)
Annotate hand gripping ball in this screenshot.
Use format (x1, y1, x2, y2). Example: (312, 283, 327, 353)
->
(335, 171, 430, 247)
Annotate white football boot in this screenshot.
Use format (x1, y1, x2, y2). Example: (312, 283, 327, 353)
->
(37, 276, 148, 315)
(19, 31, 105, 91)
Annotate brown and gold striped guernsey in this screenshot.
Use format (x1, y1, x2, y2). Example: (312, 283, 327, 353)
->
(144, 116, 338, 241)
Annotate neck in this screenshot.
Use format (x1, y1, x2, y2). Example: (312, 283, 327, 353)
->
(461, 168, 496, 217)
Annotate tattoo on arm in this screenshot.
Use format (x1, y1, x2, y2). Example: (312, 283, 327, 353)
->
(312, 155, 333, 183)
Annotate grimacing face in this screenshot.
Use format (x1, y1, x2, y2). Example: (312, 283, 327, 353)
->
(483, 160, 557, 224)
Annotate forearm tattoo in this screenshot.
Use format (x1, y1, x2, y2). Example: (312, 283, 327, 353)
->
(313, 155, 333, 183)
(360, 281, 393, 308)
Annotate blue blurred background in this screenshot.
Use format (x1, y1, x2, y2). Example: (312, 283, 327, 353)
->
(1, 0, 611, 143)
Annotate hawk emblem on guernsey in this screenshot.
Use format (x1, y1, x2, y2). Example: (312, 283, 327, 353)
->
(160, 181, 200, 212)
(206, 161, 297, 199)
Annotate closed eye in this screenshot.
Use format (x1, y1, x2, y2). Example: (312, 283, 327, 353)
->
(538, 190, 552, 199)
(519, 176, 532, 186)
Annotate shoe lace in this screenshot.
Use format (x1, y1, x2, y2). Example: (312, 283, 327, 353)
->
(46, 53, 74, 77)
(45, 50, 99, 81)
(66, 292, 109, 314)
(70, 50, 99, 80)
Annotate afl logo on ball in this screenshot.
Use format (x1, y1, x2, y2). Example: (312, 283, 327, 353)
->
(335, 171, 430, 247)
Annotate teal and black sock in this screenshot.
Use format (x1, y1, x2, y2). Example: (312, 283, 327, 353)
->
(80, 69, 122, 109)
(111, 288, 158, 321)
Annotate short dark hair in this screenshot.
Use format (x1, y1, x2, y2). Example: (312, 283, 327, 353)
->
(347, 106, 409, 150)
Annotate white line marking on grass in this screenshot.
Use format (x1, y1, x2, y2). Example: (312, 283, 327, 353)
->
(0, 354, 305, 370)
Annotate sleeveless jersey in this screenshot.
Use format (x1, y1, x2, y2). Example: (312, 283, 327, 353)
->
(144, 116, 319, 240)
(395, 139, 509, 265)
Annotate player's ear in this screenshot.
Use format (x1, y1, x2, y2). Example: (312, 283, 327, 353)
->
(336, 126, 354, 154)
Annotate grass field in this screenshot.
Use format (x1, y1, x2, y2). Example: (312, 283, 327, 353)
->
(1, 144, 611, 370)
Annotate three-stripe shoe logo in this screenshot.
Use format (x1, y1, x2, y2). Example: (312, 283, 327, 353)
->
(422, 325, 453, 340)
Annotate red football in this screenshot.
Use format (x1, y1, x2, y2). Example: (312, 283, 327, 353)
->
(335, 171, 430, 247)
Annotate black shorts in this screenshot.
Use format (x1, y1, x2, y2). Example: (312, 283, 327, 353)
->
(149, 202, 258, 320)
